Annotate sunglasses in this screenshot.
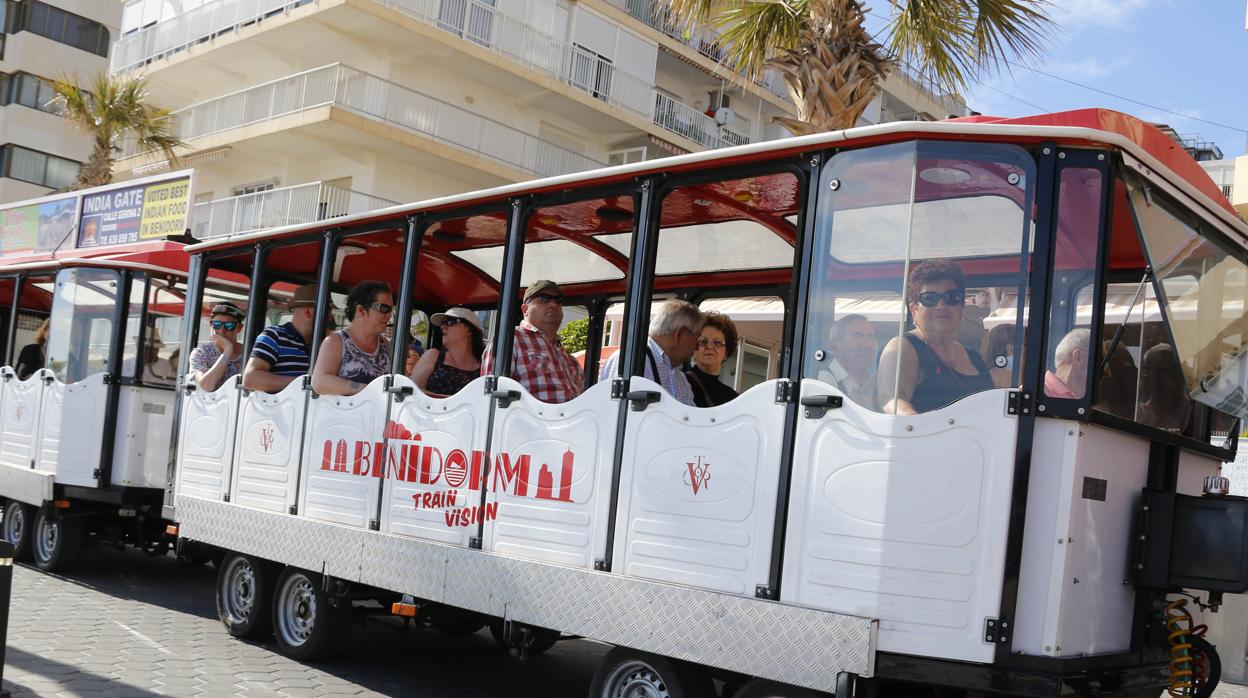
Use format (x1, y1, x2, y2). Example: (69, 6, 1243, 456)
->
(696, 337, 725, 349)
(210, 320, 239, 330)
(441, 317, 464, 327)
(915, 289, 965, 307)
(367, 302, 394, 314)
(529, 293, 564, 306)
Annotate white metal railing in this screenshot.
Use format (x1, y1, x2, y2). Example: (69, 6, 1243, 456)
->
(113, 0, 756, 150)
(191, 181, 398, 238)
(653, 93, 748, 149)
(120, 64, 605, 178)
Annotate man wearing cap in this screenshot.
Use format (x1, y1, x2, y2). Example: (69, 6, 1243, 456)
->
(243, 284, 328, 393)
(481, 280, 583, 403)
(188, 301, 246, 391)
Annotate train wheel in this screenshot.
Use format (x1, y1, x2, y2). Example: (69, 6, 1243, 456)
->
(31, 508, 82, 572)
(272, 567, 350, 661)
(589, 647, 713, 698)
(1191, 635, 1221, 698)
(2, 501, 35, 561)
(730, 678, 827, 698)
(216, 552, 276, 638)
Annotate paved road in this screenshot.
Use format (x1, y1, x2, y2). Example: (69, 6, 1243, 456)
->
(1, 544, 1246, 697)
(1, 546, 607, 697)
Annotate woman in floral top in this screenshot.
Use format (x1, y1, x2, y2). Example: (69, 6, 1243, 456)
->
(188, 302, 246, 391)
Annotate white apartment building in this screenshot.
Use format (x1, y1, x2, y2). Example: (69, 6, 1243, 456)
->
(109, 0, 966, 237)
(0, 0, 119, 203)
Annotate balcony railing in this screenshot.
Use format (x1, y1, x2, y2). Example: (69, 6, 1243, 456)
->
(121, 64, 605, 178)
(653, 93, 749, 150)
(192, 181, 398, 238)
(113, 0, 755, 150)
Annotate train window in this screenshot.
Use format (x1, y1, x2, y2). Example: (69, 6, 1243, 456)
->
(1127, 179, 1248, 421)
(1042, 166, 1106, 403)
(808, 140, 1035, 414)
(46, 267, 120, 384)
(120, 274, 184, 386)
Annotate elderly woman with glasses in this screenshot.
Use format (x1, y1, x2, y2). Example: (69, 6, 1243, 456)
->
(877, 259, 994, 415)
(684, 311, 740, 407)
(188, 301, 246, 391)
(410, 307, 485, 397)
(312, 280, 394, 396)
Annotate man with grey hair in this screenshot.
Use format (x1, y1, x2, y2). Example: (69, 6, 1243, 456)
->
(1044, 328, 1090, 399)
(599, 299, 704, 406)
(817, 313, 878, 408)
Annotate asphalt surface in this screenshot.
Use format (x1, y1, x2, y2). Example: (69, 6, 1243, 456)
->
(1, 544, 1246, 697)
(0, 545, 607, 697)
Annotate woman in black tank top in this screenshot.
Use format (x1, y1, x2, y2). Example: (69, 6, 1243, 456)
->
(878, 259, 995, 414)
(411, 307, 485, 397)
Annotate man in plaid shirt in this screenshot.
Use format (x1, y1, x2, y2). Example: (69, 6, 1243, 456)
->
(482, 279, 584, 403)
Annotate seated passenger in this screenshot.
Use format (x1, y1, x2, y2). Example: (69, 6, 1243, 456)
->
(404, 337, 424, 375)
(243, 284, 324, 393)
(1043, 328, 1090, 399)
(312, 280, 393, 397)
(481, 279, 583, 403)
(187, 302, 246, 391)
(878, 259, 994, 414)
(980, 323, 1015, 388)
(1137, 343, 1190, 432)
(15, 318, 48, 380)
(122, 328, 175, 384)
(1093, 340, 1137, 418)
(685, 311, 739, 407)
(411, 307, 484, 397)
(599, 299, 704, 407)
(818, 313, 878, 409)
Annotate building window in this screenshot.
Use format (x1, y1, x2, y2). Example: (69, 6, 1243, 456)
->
(0, 144, 80, 189)
(0, 72, 60, 114)
(6, 1, 111, 58)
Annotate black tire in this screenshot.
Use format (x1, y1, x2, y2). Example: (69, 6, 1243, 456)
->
(589, 647, 713, 698)
(489, 619, 560, 655)
(31, 507, 82, 572)
(2, 501, 35, 562)
(1191, 635, 1221, 698)
(732, 678, 827, 698)
(216, 552, 276, 638)
(271, 567, 351, 661)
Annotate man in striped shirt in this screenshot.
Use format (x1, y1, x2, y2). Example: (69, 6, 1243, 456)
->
(242, 284, 329, 393)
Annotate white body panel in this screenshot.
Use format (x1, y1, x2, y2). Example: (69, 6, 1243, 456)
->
(0, 370, 43, 470)
(111, 386, 176, 489)
(43, 373, 109, 487)
(231, 381, 308, 513)
(298, 378, 388, 528)
(781, 382, 1018, 663)
(482, 379, 617, 568)
(174, 380, 240, 501)
(1014, 421, 1147, 658)
(613, 378, 783, 595)
(381, 375, 491, 547)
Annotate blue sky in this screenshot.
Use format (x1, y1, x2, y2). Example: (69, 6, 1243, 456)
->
(957, 0, 1248, 156)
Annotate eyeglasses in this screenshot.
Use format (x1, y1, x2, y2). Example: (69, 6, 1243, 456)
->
(915, 289, 965, 307)
(367, 302, 394, 314)
(210, 320, 239, 331)
(441, 317, 463, 327)
(696, 337, 726, 349)
(529, 293, 564, 306)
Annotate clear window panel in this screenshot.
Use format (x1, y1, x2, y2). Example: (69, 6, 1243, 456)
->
(46, 267, 119, 383)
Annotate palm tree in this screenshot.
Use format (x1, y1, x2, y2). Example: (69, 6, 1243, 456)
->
(48, 73, 182, 188)
(669, 0, 1053, 134)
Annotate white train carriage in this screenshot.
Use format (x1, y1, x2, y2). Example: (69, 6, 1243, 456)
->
(170, 109, 1248, 697)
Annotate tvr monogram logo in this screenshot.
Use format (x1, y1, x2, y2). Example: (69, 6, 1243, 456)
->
(684, 455, 711, 495)
(260, 425, 275, 454)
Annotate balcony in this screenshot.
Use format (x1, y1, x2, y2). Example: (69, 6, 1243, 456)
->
(121, 63, 605, 179)
(192, 181, 398, 238)
(653, 93, 749, 149)
(113, 0, 754, 151)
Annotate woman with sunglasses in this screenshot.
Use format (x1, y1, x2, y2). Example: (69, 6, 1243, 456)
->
(684, 311, 740, 407)
(312, 280, 394, 396)
(411, 307, 485, 397)
(188, 302, 246, 391)
(878, 259, 993, 414)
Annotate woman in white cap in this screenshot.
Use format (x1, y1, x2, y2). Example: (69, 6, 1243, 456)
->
(410, 307, 484, 397)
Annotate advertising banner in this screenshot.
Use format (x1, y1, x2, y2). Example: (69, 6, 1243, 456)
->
(0, 196, 78, 256)
(78, 175, 191, 248)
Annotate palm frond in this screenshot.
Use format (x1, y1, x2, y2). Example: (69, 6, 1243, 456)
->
(714, 0, 806, 77)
